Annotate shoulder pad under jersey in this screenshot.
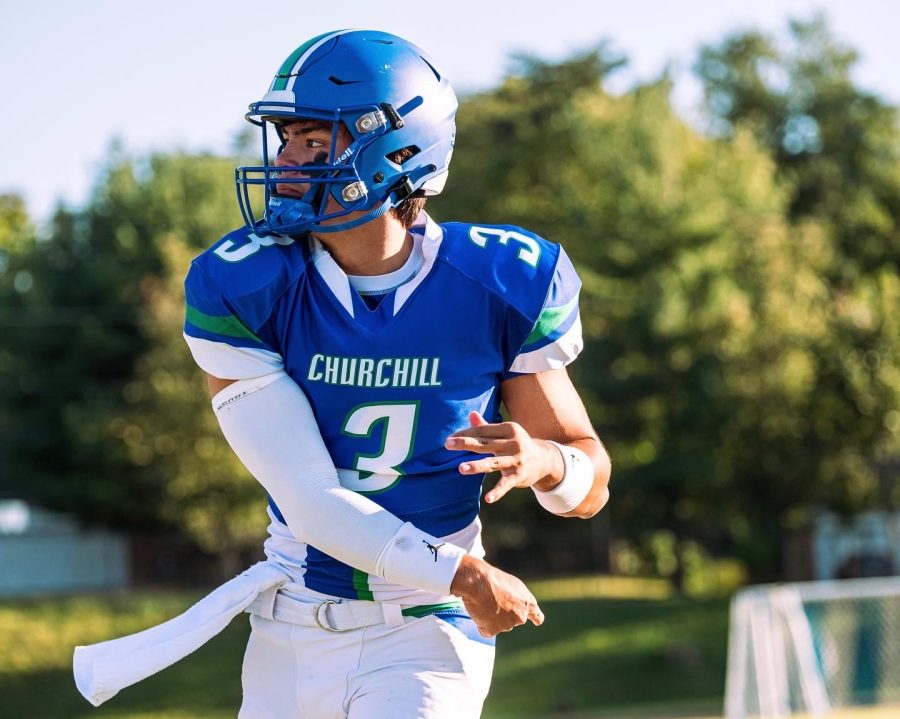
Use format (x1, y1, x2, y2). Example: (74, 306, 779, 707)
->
(437, 222, 561, 326)
(183, 227, 307, 377)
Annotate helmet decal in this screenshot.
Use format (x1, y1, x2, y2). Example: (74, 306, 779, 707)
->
(269, 29, 352, 94)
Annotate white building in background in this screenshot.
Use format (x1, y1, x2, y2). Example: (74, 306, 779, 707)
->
(785, 510, 900, 581)
(811, 511, 899, 580)
(0, 498, 129, 596)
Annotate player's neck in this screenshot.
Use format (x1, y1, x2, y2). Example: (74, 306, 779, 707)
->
(312, 215, 412, 277)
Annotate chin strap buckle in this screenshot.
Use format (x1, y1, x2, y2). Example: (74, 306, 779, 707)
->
(391, 177, 415, 202)
(381, 103, 405, 130)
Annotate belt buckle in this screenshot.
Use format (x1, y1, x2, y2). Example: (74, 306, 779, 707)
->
(314, 600, 345, 632)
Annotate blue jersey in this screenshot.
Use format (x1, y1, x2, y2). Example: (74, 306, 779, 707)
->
(183, 213, 582, 602)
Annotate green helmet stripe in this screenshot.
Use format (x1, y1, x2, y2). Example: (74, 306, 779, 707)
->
(270, 29, 353, 92)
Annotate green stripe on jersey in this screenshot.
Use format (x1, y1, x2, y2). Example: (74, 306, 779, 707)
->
(401, 600, 465, 618)
(525, 294, 579, 345)
(271, 30, 349, 91)
(185, 305, 261, 342)
(352, 568, 374, 601)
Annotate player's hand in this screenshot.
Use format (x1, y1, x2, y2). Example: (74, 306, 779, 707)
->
(445, 412, 565, 504)
(450, 555, 543, 638)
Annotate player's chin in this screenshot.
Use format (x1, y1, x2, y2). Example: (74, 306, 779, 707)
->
(316, 206, 368, 227)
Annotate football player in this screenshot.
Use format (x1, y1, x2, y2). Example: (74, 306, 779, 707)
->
(183, 29, 611, 719)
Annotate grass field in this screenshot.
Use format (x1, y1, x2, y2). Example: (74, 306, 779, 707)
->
(1, 575, 732, 718)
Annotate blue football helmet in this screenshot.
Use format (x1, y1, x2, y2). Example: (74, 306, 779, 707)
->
(236, 29, 458, 235)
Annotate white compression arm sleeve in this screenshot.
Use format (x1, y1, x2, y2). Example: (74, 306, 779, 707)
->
(212, 372, 466, 597)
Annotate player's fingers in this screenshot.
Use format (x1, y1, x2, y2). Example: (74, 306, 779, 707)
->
(449, 423, 514, 440)
(445, 436, 516, 452)
(529, 602, 544, 626)
(484, 474, 521, 503)
(474, 621, 496, 639)
(458, 454, 517, 475)
(469, 411, 489, 427)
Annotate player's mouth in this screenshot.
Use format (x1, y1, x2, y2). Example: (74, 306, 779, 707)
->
(274, 184, 308, 199)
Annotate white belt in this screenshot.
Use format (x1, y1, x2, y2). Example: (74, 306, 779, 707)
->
(248, 588, 407, 631)
(247, 588, 466, 632)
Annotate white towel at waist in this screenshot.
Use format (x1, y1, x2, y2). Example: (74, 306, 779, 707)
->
(73, 560, 290, 707)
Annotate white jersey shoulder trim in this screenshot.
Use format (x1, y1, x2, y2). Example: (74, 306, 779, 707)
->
(509, 314, 583, 374)
(183, 334, 284, 379)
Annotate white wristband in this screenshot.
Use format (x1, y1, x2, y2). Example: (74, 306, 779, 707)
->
(379, 522, 466, 594)
(532, 441, 593, 514)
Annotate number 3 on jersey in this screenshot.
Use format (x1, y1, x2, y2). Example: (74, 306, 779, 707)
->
(468, 226, 542, 267)
(338, 402, 420, 494)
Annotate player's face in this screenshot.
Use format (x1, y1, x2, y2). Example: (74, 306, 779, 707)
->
(274, 120, 351, 199)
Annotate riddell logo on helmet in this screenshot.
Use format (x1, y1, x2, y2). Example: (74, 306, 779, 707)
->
(336, 146, 354, 164)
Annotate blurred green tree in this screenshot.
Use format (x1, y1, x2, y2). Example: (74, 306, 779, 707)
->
(0, 163, 163, 527)
(697, 16, 900, 268)
(0, 194, 36, 498)
(1, 151, 269, 569)
(696, 16, 900, 569)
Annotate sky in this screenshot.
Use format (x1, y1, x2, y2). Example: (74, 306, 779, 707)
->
(2, 0, 899, 224)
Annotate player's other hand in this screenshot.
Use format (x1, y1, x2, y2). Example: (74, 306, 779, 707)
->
(445, 411, 564, 504)
(450, 555, 543, 638)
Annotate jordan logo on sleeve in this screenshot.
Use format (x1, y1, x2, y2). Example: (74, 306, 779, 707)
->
(423, 541, 445, 562)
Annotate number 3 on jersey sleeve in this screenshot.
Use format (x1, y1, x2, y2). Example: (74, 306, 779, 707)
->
(468, 226, 542, 267)
(337, 402, 420, 494)
(213, 232, 294, 262)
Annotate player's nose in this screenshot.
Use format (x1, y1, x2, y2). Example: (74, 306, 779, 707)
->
(276, 136, 314, 166)
(274, 145, 298, 167)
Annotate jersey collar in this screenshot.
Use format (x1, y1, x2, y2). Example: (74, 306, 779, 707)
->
(308, 211, 445, 318)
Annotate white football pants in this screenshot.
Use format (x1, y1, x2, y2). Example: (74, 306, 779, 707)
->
(238, 589, 495, 718)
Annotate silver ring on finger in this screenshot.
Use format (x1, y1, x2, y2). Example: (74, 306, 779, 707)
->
(490, 457, 500, 471)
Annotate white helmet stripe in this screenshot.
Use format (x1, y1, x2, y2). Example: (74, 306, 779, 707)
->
(284, 29, 358, 94)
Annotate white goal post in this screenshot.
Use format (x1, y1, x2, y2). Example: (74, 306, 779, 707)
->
(725, 576, 900, 718)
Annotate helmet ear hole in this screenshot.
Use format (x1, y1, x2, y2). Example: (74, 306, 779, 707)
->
(386, 145, 421, 167)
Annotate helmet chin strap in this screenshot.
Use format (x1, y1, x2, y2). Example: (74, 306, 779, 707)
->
(311, 173, 420, 234)
(310, 197, 394, 234)
(266, 192, 395, 236)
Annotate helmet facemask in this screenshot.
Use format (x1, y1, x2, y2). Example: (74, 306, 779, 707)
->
(237, 107, 394, 236)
